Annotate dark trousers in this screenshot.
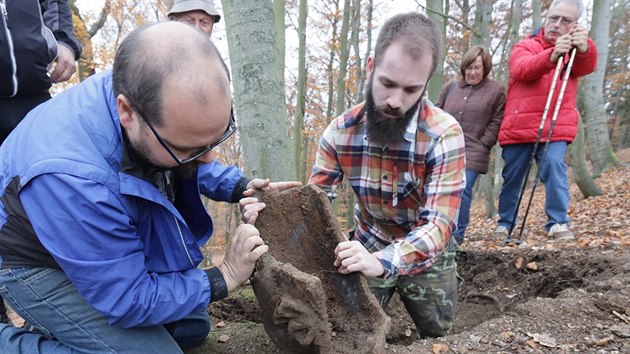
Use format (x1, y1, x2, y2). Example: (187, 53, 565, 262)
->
(0, 92, 50, 145)
(0, 91, 50, 318)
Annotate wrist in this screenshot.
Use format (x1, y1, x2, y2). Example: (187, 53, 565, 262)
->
(372, 252, 386, 277)
(205, 267, 229, 302)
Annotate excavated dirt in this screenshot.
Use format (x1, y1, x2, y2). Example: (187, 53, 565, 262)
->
(197, 247, 630, 353)
(186, 161, 630, 354)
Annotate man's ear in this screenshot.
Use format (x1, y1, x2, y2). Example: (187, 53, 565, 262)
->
(366, 55, 375, 78)
(117, 94, 135, 129)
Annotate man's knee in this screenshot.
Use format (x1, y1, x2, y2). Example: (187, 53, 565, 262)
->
(164, 313, 211, 349)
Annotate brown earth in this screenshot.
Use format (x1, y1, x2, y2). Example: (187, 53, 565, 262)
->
(187, 151, 630, 354)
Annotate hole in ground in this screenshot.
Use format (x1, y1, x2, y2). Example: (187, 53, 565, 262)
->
(208, 249, 617, 347)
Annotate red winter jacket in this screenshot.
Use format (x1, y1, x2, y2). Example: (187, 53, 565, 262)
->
(498, 30, 597, 146)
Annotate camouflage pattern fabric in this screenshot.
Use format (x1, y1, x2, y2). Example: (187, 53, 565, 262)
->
(368, 237, 458, 339)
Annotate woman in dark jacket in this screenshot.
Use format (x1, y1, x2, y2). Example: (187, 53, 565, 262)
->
(435, 45, 506, 244)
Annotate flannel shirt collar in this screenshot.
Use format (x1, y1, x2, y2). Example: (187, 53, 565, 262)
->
(402, 100, 422, 142)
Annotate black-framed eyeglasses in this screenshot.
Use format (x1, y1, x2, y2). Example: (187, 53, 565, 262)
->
(546, 15, 575, 26)
(136, 107, 236, 165)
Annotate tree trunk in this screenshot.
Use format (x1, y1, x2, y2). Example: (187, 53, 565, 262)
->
(472, 0, 492, 47)
(70, 0, 110, 81)
(481, 148, 498, 218)
(351, 0, 363, 103)
(223, 0, 296, 180)
(426, 0, 445, 101)
(293, 0, 307, 182)
(569, 114, 602, 197)
(579, 0, 617, 174)
(497, 0, 522, 83)
(335, 0, 351, 115)
(531, 0, 542, 31)
(325, 1, 340, 119)
(273, 0, 285, 79)
(356, 0, 372, 102)
(616, 98, 630, 149)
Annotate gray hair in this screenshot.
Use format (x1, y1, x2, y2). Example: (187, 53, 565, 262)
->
(549, 0, 585, 19)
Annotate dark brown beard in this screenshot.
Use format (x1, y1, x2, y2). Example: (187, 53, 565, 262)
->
(365, 80, 420, 147)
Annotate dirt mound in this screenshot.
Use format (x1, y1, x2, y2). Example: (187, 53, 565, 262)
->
(201, 247, 630, 353)
(190, 161, 630, 354)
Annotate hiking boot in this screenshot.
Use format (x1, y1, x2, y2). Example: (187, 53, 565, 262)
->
(495, 225, 510, 243)
(549, 223, 574, 241)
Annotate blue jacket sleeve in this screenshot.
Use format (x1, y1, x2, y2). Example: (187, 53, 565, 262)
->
(197, 160, 250, 202)
(20, 173, 211, 328)
(40, 0, 82, 59)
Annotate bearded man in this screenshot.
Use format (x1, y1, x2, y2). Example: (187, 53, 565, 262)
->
(308, 12, 465, 339)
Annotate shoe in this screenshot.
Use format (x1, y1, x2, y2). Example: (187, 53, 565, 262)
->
(495, 225, 510, 243)
(549, 223, 574, 241)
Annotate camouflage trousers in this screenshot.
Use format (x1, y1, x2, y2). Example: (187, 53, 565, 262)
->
(367, 238, 458, 339)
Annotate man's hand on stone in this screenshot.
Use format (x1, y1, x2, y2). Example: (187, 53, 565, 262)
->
(240, 179, 301, 224)
(243, 178, 302, 195)
(334, 240, 384, 277)
(218, 224, 268, 292)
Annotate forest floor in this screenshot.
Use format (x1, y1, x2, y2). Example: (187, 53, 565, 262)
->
(8, 151, 628, 353)
(187, 148, 630, 354)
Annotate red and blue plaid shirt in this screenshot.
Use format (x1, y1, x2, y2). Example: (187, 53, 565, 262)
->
(309, 99, 465, 278)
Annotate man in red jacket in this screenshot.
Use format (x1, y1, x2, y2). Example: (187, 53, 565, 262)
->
(495, 0, 597, 242)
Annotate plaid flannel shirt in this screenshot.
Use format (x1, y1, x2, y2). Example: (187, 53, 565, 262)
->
(309, 99, 465, 278)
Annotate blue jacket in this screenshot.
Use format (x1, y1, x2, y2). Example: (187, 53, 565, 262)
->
(0, 71, 247, 327)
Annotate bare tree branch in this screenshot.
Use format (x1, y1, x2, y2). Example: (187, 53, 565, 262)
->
(417, 3, 482, 38)
(88, 0, 111, 37)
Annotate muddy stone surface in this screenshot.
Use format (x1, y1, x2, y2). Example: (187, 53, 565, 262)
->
(249, 185, 390, 353)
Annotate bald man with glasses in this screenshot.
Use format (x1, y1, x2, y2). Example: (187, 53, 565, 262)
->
(0, 22, 299, 352)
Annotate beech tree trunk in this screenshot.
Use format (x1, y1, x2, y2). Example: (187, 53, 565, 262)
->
(579, 0, 617, 173)
(223, 0, 296, 180)
(569, 114, 602, 197)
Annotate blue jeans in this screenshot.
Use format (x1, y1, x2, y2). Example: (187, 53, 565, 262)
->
(452, 169, 479, 243)
(497, 142, 570, 232)
(0, 267, 210, 353)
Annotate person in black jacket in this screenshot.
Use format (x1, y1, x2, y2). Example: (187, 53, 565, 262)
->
(0, 0, 82, 145)
(0, 0, 81, 324)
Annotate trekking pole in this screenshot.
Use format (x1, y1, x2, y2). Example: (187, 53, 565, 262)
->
(506, 54, 566, 240)
(516, 47, 577, 240)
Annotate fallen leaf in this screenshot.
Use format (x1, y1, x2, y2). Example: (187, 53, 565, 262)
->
(218, 335, 230, 343)
(526, 262, 538, 271)
(527, 332, 556, 347)
(515, 257, 524, 269)
(216, 321, 226, 328)
(500, 331, 515, 340)
(595, 335, 614, 346)
(405, 328, 412, 337)
(525, 338, 540, 349)
(432, 343, 449, 354)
